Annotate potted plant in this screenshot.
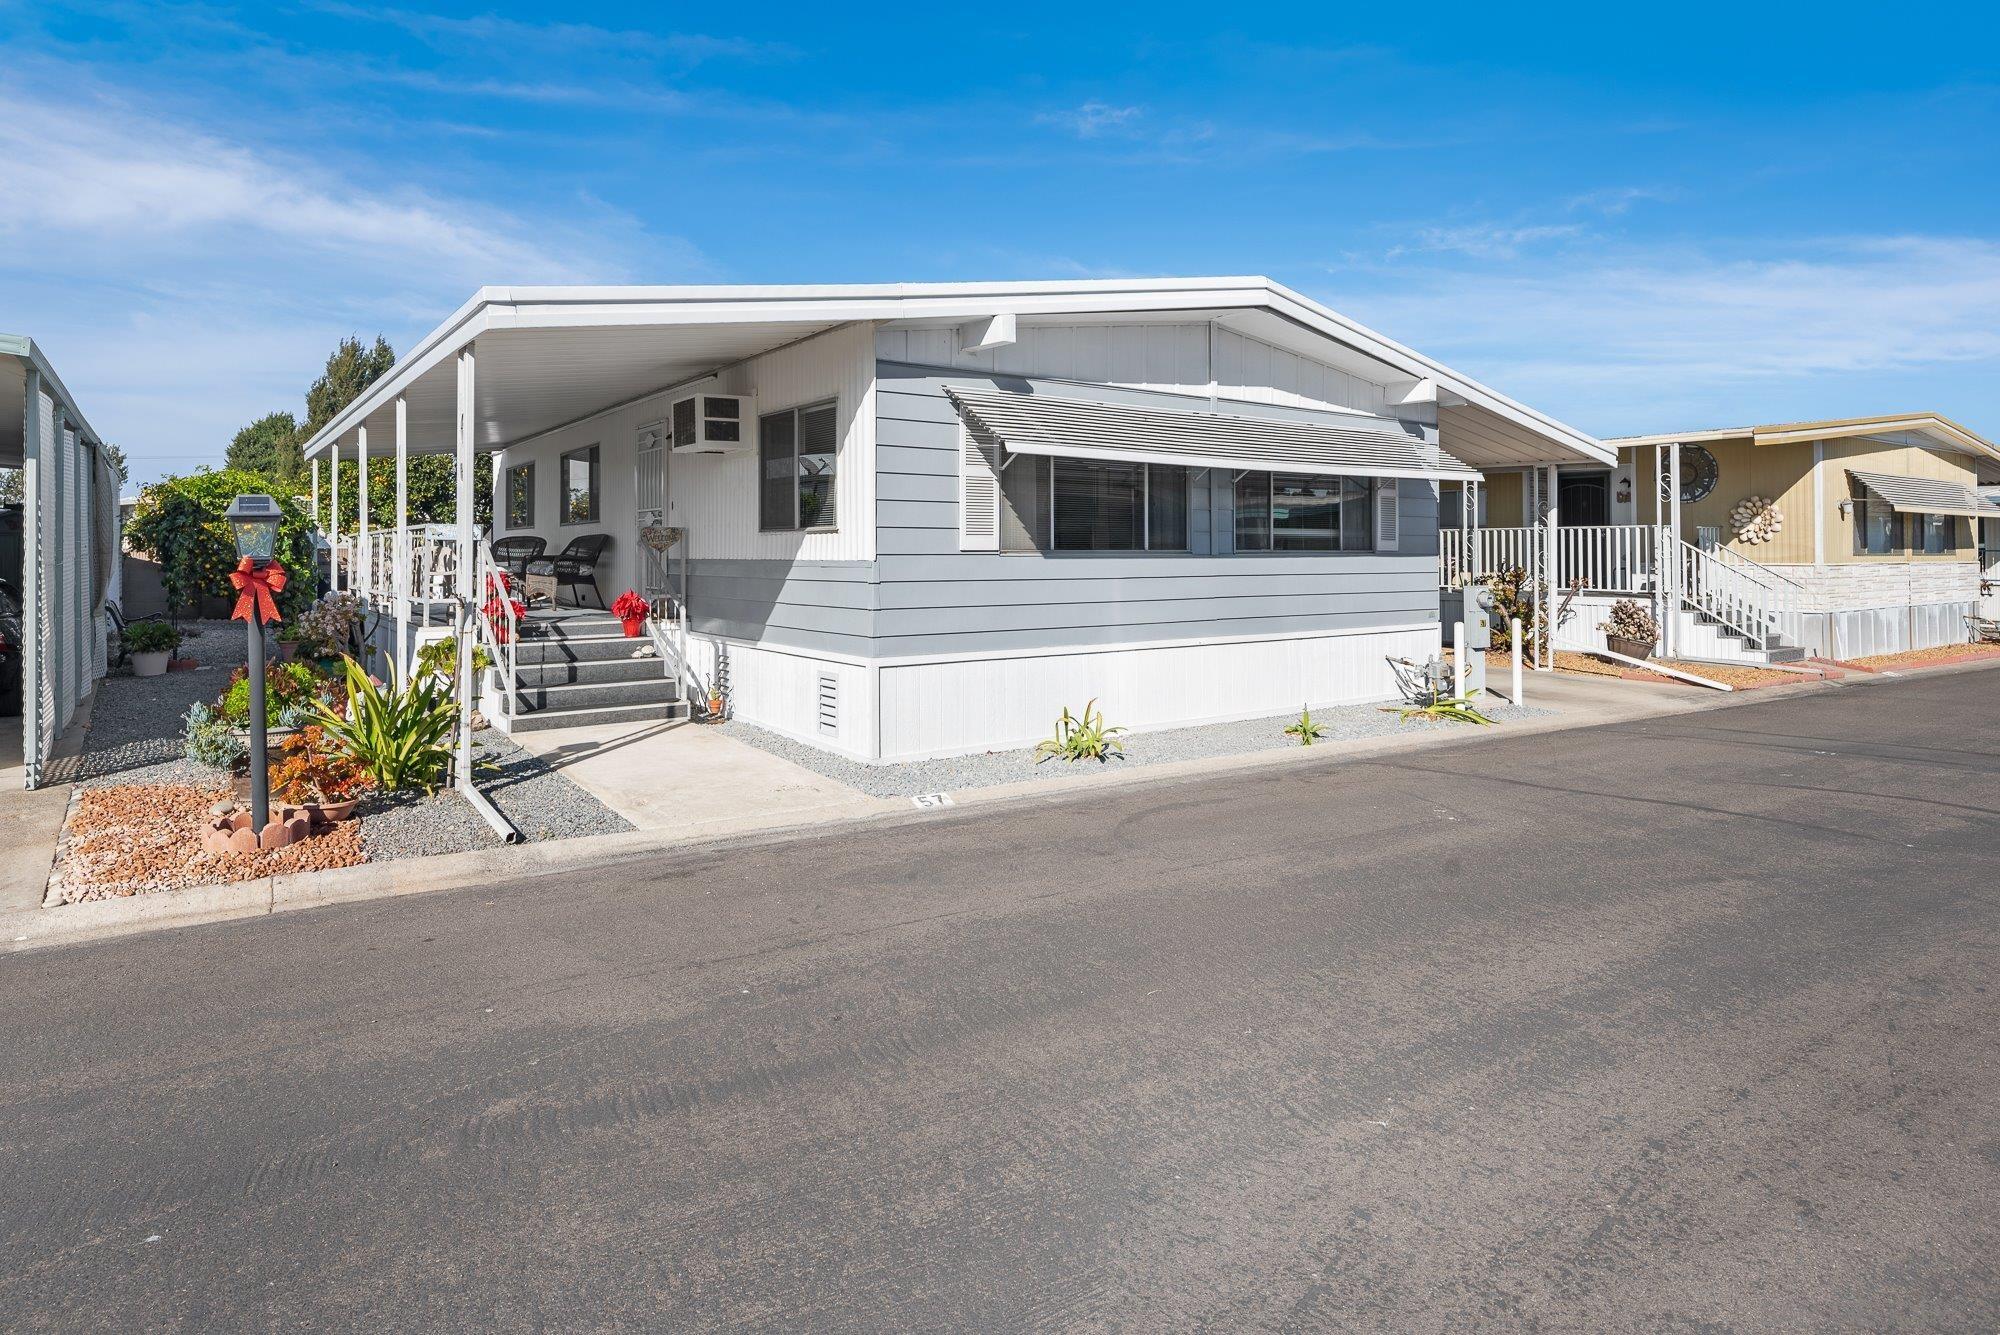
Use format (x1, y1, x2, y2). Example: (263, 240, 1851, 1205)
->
(269, 725, 374, 822)
(1599, 599, 1662, 660)
(123, 620, 181, 677)
(611, 589, 651, 638)
(274, 624, 305, 663)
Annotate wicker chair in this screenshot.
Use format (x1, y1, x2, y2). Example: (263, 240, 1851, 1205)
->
(527, 534, 612, 609)
(491, 536, 546, 584)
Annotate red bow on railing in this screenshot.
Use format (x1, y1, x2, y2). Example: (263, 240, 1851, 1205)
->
(229, 558, 288, 625)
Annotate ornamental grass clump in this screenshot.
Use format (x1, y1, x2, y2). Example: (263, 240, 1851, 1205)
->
(311, 655, 458, 793)
(1033, 699, 1127, 764)
(1385, 694, 1498, 726)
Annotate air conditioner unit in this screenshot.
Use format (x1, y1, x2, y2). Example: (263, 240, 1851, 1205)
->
(669, 393, 753, 454)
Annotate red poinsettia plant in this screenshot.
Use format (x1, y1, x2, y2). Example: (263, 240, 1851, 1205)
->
(611, 589, 651, 637)
(482, 570, 526, 645)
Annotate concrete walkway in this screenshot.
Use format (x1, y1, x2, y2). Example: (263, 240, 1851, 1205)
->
(0, 699, 93, 916)
(514, 716, 898, 837)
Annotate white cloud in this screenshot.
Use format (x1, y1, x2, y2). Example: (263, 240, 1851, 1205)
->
(1389, 222, 1589, 260)
(1329, 235, 2000, 433)
(1038, 101, 1145, 139)
(1565, 185, 1675, 216)
(0, 84, 707, 483)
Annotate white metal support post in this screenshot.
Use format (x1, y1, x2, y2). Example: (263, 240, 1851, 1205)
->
(19, 369, 42, 788)
(356, 425, 370, 600)
(454, 346, 477, 793)
(1540, 463, 1560, 670)
(1464, 478, 1481, 584)
(1658, 442, 1683, 657)
(328, 437, 341, 594)
(394, 395, 410, 686)
(310, 456, 320, 524)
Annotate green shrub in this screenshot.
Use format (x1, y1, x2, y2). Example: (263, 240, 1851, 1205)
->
(122, 620, 181, 654)
(124, 468, 316, 618)
(183, 703, 247, 769)
(312, 655, 458, 792)
(217, 660, 325, 727)
(414, 635, 493, 683)
(1033, 699, 1127, 764)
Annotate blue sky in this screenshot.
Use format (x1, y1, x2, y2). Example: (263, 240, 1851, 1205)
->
(3, 1, 1997, 486)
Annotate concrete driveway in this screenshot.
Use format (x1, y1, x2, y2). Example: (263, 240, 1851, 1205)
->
(0, 665, 1993, 1330)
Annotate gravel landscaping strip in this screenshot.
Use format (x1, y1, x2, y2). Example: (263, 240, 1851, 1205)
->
(54, 619, 633, 886)
(722, 698, 1553, 799)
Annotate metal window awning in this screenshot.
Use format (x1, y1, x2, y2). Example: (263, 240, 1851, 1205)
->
(945, 384, 1482, 482)
(1847, 470, 1994, 519)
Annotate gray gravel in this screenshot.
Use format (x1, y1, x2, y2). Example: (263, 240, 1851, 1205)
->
(60, 619, 631, 860)
(722, 697, 1554, 798)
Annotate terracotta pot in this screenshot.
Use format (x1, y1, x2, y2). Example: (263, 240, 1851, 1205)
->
(275, 639, 300, 662)
(130, 650, 170, 678)
(620, 617, 646, 638)
(1607, 634, 1657, 661)
(295, 797, 361, 823)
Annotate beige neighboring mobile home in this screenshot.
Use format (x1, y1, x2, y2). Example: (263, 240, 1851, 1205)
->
(1442, 413, 2000, 662)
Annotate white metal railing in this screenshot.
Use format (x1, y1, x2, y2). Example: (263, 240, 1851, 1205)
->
(1443, 523, 1807, 654)
(1677, 540, 1805, 651)
(342, 525, 460, 612)
(472, 537, 520, 729)
(1440, 527, 1546, 587)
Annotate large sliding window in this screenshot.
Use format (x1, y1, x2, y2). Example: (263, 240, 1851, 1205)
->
(1915, 513, 1957, 555)
(1236, 472, 1372, 551)
(1854, 496, 1900, 555)
(759, 400, 839, 531)
(1045, 459, 1188, 552)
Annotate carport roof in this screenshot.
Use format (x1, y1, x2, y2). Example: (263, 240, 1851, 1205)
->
(0, 335, 101, 467)
(298, 278, 1613, 469)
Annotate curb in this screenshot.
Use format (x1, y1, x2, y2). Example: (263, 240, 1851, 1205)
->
(7, 658, 1992, 956)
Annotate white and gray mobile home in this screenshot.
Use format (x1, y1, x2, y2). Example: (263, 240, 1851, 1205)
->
(302, 279, 1611, 764)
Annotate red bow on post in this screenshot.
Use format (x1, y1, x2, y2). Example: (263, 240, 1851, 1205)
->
(229, 558, 288, 625)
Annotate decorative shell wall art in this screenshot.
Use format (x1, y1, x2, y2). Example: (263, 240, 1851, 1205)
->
(1730, 495, 1783, 544)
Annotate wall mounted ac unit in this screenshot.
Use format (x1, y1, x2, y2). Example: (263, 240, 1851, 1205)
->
(670, 393, 753, 454)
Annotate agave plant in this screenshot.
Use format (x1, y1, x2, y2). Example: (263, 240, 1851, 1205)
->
(1284, 705, 1325, 746)
(1033, 699, 1127, 763)
(311, 654, 460, 792)
(1384, 694, 1498, 726)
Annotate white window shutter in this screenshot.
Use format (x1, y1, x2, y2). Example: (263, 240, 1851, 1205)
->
(1374, 480, 1401, 551)
(960, 423, 1000, 551)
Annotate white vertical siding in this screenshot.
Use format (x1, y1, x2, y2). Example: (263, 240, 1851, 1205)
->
(875, 322, 1391, 416)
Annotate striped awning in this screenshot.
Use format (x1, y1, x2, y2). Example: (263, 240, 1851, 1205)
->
(1848, 470, 1994, 519)
(945, 385, 1481, 482)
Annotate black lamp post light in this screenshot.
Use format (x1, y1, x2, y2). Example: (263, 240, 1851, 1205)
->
(204, 494, 301, 854)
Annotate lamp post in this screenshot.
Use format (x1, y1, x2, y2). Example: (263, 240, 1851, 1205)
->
(226, 494, 284, 832)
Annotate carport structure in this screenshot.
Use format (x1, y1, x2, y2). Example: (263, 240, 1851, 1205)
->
(3, 336, 116, 788)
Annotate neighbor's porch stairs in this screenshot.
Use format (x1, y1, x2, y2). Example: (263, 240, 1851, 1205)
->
(1442, 524, 1809, 665)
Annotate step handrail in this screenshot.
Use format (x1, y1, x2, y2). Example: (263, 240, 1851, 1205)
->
(1675, 537, 1803, 651)
(472, 537, 519, 729)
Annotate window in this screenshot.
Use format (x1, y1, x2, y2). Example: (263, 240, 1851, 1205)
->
(505, 462, 534, 530)
(1236, 473, 1372, 551)
(1854, 496, 1899, 555)
(1916, 513, 1956, 555)
(1049, 459, 1187, 552)
(560, 445, 599, 524)
(759, 401, 838, 531)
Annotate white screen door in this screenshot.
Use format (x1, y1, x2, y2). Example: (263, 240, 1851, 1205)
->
(635, 423, 672, 608)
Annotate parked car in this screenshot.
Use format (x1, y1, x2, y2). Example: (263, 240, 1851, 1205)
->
(0, 577, 21, 716)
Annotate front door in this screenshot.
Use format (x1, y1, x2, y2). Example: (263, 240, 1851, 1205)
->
(634, 422, 673, 610)
(1558, 471, 1611, 526)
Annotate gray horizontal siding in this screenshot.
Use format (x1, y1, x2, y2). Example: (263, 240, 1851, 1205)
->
(870, 362, 1442, 651)
(688, 558, 876, 654)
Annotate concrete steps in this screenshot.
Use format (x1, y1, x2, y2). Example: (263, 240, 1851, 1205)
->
(489, 614, 685, 733)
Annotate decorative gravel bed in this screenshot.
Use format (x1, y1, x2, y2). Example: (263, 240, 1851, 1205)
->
(47, 619, 633, 900)
(722, 697, 1552, 799)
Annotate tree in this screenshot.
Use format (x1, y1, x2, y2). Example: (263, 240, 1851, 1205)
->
(305, 335, 396, 435)
(102, 443, 130, 489)
(125, 468, 317, 618)
(224, 412, 302, 481)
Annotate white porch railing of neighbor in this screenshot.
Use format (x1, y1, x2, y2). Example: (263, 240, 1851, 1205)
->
(1442, 522, 1807, 652)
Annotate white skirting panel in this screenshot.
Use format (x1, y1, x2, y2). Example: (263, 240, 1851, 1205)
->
(875, 623, 1440, 763)
(684, 635, 879, 761)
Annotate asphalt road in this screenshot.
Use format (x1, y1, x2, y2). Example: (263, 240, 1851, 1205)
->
(2, 667, 1996, 1331)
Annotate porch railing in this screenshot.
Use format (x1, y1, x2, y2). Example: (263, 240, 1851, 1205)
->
(340, 525, 461, 614)
(1443, 522, 1807, 652)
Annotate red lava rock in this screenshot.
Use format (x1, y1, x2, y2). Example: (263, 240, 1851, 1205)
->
(52, 783, 368, 904)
